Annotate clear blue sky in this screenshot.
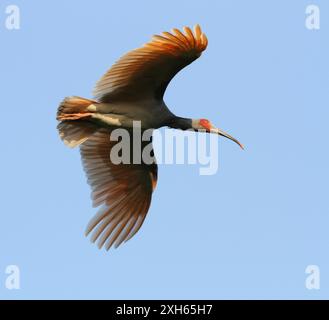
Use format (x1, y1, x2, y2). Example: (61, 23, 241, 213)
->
(0, 0, 328, 299)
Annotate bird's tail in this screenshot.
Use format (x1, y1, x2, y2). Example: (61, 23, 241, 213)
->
(56, 96, 96, 121)
(57, 96, 98, 148)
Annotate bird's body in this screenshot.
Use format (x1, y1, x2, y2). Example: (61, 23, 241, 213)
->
(87, 99, 174, 129)
(57, 25, 243, 250)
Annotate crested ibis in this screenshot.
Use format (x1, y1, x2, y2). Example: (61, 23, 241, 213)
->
(57, 25, 243, 250)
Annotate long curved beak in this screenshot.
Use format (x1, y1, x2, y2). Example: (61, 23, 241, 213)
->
(211, 128, 244, 150)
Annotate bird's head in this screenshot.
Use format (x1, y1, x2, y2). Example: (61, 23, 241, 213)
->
(192, 118, 244, 149)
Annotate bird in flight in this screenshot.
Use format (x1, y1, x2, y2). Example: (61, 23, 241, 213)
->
(57, 25, 243, 251)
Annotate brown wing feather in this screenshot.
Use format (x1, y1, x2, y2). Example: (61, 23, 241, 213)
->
(93, 25, 208, 102)
(80, 129, 157, 250)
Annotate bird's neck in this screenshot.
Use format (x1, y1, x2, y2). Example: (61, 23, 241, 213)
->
(168, 116, 193, 130)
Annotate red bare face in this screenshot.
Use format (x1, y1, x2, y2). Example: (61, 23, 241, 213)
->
(199, 119, 212, 130)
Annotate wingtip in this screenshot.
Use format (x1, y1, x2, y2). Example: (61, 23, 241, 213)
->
(200, 32, 208, 48)
(183, 25, 192, 34)
(194, 24, 202, 37)
(84, 222, 94, 238)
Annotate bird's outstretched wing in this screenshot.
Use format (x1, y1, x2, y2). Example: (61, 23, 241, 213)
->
(80, 129, 157, 250)
(93, 25, 208, 102)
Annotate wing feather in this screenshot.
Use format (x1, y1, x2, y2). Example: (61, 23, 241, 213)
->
(93, 24, 208, 102)
(80, 129, 157, 250)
